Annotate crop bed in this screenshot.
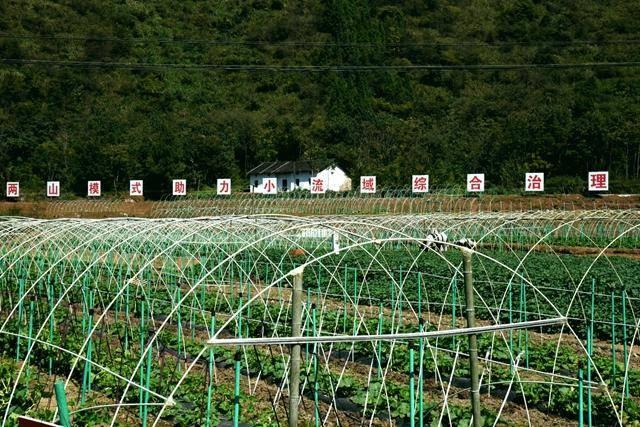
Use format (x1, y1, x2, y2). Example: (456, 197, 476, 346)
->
(0, 213, 638, 426)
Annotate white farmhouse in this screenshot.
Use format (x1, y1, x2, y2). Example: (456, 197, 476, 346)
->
(248, 161, 351, 193)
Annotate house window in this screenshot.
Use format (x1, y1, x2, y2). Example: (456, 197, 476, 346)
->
(295, 178, 300, 187)
(282, 179, 288, 191)
(254, 180, 258, 187)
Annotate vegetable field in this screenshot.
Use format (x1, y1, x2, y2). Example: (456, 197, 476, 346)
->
(0, 212, 639, 426)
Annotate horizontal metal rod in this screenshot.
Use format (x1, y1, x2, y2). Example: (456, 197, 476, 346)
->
(207, 317, 566, 347)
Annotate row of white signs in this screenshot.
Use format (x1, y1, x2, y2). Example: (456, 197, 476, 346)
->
(1, 171, 610, 197)
(256, 172, 609, 194)
(362, 172, 609, 193)
(1, 179, 226, 197)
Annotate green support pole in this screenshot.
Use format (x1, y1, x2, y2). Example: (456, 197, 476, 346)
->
(277, 266, 283, 308)
(317, 266, 321, 304)
(588, 278, 594, 427)
(81, 291, 94, 404)
(409, 343, 415, 427)
(343, 266, 348, 334)
(377, 303, 383, 378)
(611, 291, 616, 389)
(125, 282, 130, 354)
(81, 278, 88, 336)
(54, 380, 71, 427)
(518, 279, 523, 354)
(48, 282, 54, 375)
(139, 299, 146, 420)
(462, 249, 481, 427)
(578, 363, 584, 427)
(508, 281, 513, 375)
(622, 290, 629, 398)
(237, 293, 243, 340)
(451, 276, 457, 350)
(353, 268, 357, 336)
(176, 287, 183, 374)
(418, 319, 425, 427)
(390, 279, 395, 331)
(26, 300, 34, 385)
(191, 290, 196, 342)
(587, 327, 592, 427)
(115, 267, 122, 320)
(246, 279, 252, 339)
(398, 269, 403, 330)
(206, 312, 215, 427)
(523, 280, 529, 369)
(16, 279, 24, 361)
(230, 262, 235, 307)
(312, 304, 319, 427)
(233, 351, 241, 427)
(306, 288, 311, 362)
(142, 329, 152, 427)
(417, 272, 423, 319)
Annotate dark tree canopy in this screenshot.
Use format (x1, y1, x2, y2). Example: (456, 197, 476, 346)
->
(1, 0, 640, 196)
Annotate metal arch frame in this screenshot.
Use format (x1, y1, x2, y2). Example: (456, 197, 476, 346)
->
(0, 212, 638, 426)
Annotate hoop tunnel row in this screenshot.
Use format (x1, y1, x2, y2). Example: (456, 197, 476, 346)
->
(44, 193, 638, 218)
(1, 212, 639, 426)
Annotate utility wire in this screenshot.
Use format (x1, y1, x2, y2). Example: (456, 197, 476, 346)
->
(2, 32, 640, 48)
(2, 58, 640, 72)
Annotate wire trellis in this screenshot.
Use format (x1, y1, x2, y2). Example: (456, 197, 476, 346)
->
(0, 212, 638, 426)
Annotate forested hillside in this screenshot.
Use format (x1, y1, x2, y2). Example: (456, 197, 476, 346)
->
(1, 0, 640, 196)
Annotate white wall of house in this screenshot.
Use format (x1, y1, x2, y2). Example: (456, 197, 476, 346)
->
(249, 166, 351, 193)
(249, 175, 265, 193)
(315, 166, 351, 192)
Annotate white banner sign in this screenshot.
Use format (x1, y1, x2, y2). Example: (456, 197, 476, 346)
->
(7, 181, 20, 197)
(412, 175, 429, 193)
(525, 173, 544, 192)
(217, 178, 231, 195)
(6, 182, 19, 198)
(466, 174, 485, 192)
(129, 180, 143, 196)
(87, 180, 101, 197)
(46, 181, 60, 197)
(173, 179, 187, 196)
(588, 171, 609, 191)
(310, 177, 326, 194)
(262, 177, 277, 195)
(360, 176, 376, 194)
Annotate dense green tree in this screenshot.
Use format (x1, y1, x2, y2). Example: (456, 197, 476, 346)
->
(0, 0, 639, 196)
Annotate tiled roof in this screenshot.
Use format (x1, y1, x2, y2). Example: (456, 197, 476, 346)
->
(247, 160, 335, 175)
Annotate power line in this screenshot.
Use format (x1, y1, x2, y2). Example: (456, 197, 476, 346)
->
(2, 32, 640, 48)
(2, 58, 640, 72)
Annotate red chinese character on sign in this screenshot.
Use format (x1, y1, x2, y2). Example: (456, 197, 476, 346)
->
(413, 176, 427, 192)
(174, 180, 185, 194)
(590, 173, 608, 190)
(130, 181, 142, 195)
(217, 179, 231, 195)
(6, 183, 18, 197)
(47, 181, 60, 197)
(264, 179, 275, 192)
(469, 175, 483, 191)
(527, 174, 542, 190)
(88, 181, 100, 196)
(312, 178, 324, 193)
(361, 177, 375, 191)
